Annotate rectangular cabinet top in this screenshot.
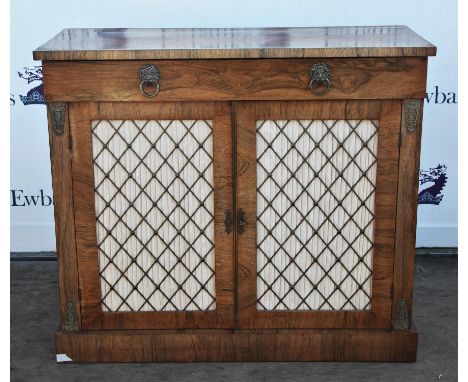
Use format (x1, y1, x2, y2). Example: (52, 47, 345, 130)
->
(34, 26, 436, 61)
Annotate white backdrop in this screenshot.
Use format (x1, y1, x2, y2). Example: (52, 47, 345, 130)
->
(10, 0, 457, 251)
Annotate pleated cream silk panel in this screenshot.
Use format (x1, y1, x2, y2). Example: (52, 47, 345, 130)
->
(256, 120, 378, 311)
(91, 119, 216, 312)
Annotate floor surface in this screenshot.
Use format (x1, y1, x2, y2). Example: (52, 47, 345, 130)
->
(10, 257, 457, 381)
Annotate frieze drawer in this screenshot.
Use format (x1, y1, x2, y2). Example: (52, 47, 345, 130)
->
(42, 58, 427, 102)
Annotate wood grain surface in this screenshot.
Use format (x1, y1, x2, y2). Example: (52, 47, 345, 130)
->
(34, 26, 436, 61)
(392, 99, 424, 327)
(40, 27, 432, 361)
(69, 101, 235, 329)
(47, 102, 81, 331)
(42, 58, 428, 102)
(235, 100, 400, 329)
(56, 326, 418, 362)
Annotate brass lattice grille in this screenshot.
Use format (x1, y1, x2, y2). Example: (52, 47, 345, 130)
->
(256, 119, 378, 311)
(91, 119, 216, 312)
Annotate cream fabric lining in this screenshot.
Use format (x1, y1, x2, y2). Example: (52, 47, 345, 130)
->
(256, 120, 378, 311)
(91, 120, 216, 312)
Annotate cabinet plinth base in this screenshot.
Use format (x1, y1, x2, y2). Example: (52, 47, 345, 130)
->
(56, 326, 418, 363)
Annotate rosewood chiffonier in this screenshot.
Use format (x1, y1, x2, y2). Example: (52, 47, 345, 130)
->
(33, 26, 436, 362)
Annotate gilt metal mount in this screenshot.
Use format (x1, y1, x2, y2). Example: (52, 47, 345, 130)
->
(63, 300, 79, 331)
(48, 103, 66, 136)
(403, 99, 420, 134)
(139, 64, 160, 97)
(394, 299, 409, 330)
(309, 63, 331, 95)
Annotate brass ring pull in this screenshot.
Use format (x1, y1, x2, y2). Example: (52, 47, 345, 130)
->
(140, 80, 160, 98)
(309, 63, 331, 95)
(139, 64, 160, 98)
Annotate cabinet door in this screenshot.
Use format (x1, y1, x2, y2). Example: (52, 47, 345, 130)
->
(236, 100, 400, 329)
(69, 102, 234, 329)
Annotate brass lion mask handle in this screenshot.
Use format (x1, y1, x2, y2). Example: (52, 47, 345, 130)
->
(139, 64, 160, 98)
(309, 63, 331, 95)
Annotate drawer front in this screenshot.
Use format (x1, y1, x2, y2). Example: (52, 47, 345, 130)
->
(43, 58, 427, 102)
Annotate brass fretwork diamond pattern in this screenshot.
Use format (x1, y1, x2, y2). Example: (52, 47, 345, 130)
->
(91, 119, 216, 312)
(256, 119, 378, 311)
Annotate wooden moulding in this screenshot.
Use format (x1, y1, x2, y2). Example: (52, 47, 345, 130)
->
(46, 102, 81, 331)
(42, 58, 428, 102)
(56, 326, 418, 363)
(392, 99, 425, 327)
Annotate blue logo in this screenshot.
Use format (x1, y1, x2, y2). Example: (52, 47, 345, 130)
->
(17, 66, 45, 105)
(418, 164, 447, 205)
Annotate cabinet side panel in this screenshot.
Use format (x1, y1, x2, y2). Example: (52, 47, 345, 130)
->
(47, 102, 81, 330)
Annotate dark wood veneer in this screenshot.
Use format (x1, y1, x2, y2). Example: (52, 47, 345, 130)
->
(56, 326, 418, 362)
(35, 26, 435, 362)
(34, 26, 436, 61)
(235, 100, 400, 329)
(69, 102, 235, 330)
(42, 58, 428, 102)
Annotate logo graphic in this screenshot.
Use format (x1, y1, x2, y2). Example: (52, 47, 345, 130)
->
(17, 66, 45, 105)
(418, 164, 447, 205)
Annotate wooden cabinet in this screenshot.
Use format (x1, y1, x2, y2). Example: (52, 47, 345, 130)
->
(34, 26, 436, 362)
